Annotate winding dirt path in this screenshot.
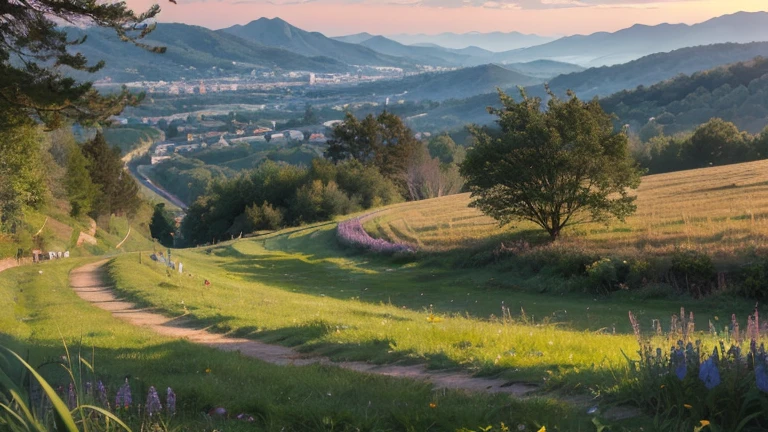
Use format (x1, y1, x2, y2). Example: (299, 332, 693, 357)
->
(69, 261, 639, 419)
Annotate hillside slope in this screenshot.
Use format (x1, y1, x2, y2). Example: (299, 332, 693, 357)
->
(68, 23, 348, 82)
(363, 159, 768, 257)
(601, 56, 768, 134)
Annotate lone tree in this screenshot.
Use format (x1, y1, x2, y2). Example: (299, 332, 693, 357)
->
(0, 0, 166, 129)
(460, 89, 643, 240)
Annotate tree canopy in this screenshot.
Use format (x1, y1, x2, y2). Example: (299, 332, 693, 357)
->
(325, 111, 419, 191)
(461, 89, 643, 240)
(0, 0, 164, 129)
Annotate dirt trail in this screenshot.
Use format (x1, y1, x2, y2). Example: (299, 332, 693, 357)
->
(69, 261, 639, 419)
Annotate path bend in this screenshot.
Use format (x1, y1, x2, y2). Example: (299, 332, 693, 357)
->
(68, 260, 640, 421)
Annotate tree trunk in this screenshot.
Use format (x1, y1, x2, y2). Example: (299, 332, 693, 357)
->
(548, 228, 560, 241)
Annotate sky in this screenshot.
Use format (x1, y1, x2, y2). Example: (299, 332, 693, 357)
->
(124, 0, 768, 36)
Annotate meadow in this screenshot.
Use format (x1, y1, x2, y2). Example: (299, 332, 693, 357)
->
(362, 159, 768, 258)
(0, 259, 599, 431)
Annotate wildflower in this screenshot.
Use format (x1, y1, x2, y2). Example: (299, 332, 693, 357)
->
(97, 381, 109, 408)
(756, 362, 768, 393)
(429, 402, 437, 409)
(684, 404, 693, 409)
(115, 379, 132, 409)
(537, 427, 546, 432)
(700, 420, 710, 427)
(698, 349, 721, 390)
(166, 387, 177, 414)
(237, 413, 255, 422)
(426, 314, 442, 323)
(205, 368, 211, 374)
(672, 344, 686, 380)
(67, 383, 77, 410)
(145, 386, 162, 416)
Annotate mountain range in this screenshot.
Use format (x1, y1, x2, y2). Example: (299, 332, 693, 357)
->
(67, 23, 349, 82)
(491, 11, 768, 67)
(385, 31, 556, 52)
(220, 18, 413, 68)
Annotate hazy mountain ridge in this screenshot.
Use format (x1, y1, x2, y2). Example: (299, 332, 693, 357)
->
(66, 23, 349, 81)
(492, 11, 768, 67)
(386, 31, 556, 52)
(220, 18, 414, 68)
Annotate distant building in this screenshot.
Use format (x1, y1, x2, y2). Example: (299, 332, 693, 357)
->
(175, 144, 201, 153)
(284, 130, 304, 141)
(210, 135, 230, 149)
(151, 156, 171, 165)
(309, 133, 327, 144)
(309, 73, 316, 86)
(198, 81, 206, 94)
(252, 127, 271, 135)
(154, 143, 176, 155)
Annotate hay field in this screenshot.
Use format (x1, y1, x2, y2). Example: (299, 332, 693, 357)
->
(363, 159, 768, 256)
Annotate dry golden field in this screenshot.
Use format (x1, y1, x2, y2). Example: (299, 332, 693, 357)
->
(363, 159, 768, 257)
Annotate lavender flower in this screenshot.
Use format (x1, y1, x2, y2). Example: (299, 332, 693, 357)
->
(336, 218, 415, 254)
(67, 383, 77, 410)
(145, 386, 162, 416)
(672, 343, 686, 380)
(115, 379, 132, 409)
(166, 387, 176, 415)
(699, 349, 721, 390)
(97, 381, 109, 408)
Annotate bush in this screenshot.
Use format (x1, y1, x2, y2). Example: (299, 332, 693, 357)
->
(736, 257, 768, 300)
(669, 250, 716, 297)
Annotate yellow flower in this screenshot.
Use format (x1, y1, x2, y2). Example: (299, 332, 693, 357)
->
(205, 368, 211, 374)
(684, 404, 692, 409)
(426, 314, 442, 323)
(429, 402, 437, 409)
(537, 427, 546, 432)
(700, 420, 710, 427)
(660, 385, 665, 389)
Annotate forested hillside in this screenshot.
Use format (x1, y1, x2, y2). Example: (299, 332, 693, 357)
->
(603, 56, 768, 134)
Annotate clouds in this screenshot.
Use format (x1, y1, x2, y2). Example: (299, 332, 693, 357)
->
(241, 0, 700, 10)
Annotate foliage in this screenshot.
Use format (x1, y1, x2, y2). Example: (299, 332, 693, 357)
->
(461, 88, 643, 240)
(603, 57, 768, 136)
(65, 143, 98, 218)
(0, 0, 162, 129)
(81, 132, 140, 219)
(149, 203, 175, 247)
(669, 250, 716, 297)
(428, 134, 466, 165)
(621, 309, 768, 432)
(326, 111, 419, 192)
(0, 121, 47, 231)
(180, 159, 401, 245)
(405, 143, 465, 201)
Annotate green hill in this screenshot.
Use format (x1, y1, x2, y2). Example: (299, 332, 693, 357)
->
(601, 56, 768, 134)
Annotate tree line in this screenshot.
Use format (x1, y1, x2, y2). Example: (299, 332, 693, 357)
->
(179, 111, 465, 245)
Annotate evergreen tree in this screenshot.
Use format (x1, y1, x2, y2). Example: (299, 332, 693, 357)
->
(65, 144, 98, 218)
(0, 121, 46, 231)
(81, 132, 139, 217)
(150, 203, 175, 247)
(0, 0, 165, 129)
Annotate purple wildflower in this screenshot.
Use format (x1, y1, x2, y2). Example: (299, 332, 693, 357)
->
(336, 218, 415, 254)
(166, 387, 176, 415)
(672, 343, 686, 380)
(97, 381, 109, 408)
(67, 383, 77, 410)
(237, 413, 255, 422)
(699, 349, 721, 390)
(115, 379, 132, 409)
(145, 386, 162, 416)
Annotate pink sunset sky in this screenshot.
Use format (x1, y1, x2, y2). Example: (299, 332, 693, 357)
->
(124, 0, 767, 36)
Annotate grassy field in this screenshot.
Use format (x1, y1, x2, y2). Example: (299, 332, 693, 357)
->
(107, 221, 762, 406)
(363, 160, 768, 258)
(0, 259, 602, 431)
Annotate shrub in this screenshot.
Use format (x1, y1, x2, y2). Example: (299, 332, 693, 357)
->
(669, 250, 716, 297)
(736, 257, 768, 300)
